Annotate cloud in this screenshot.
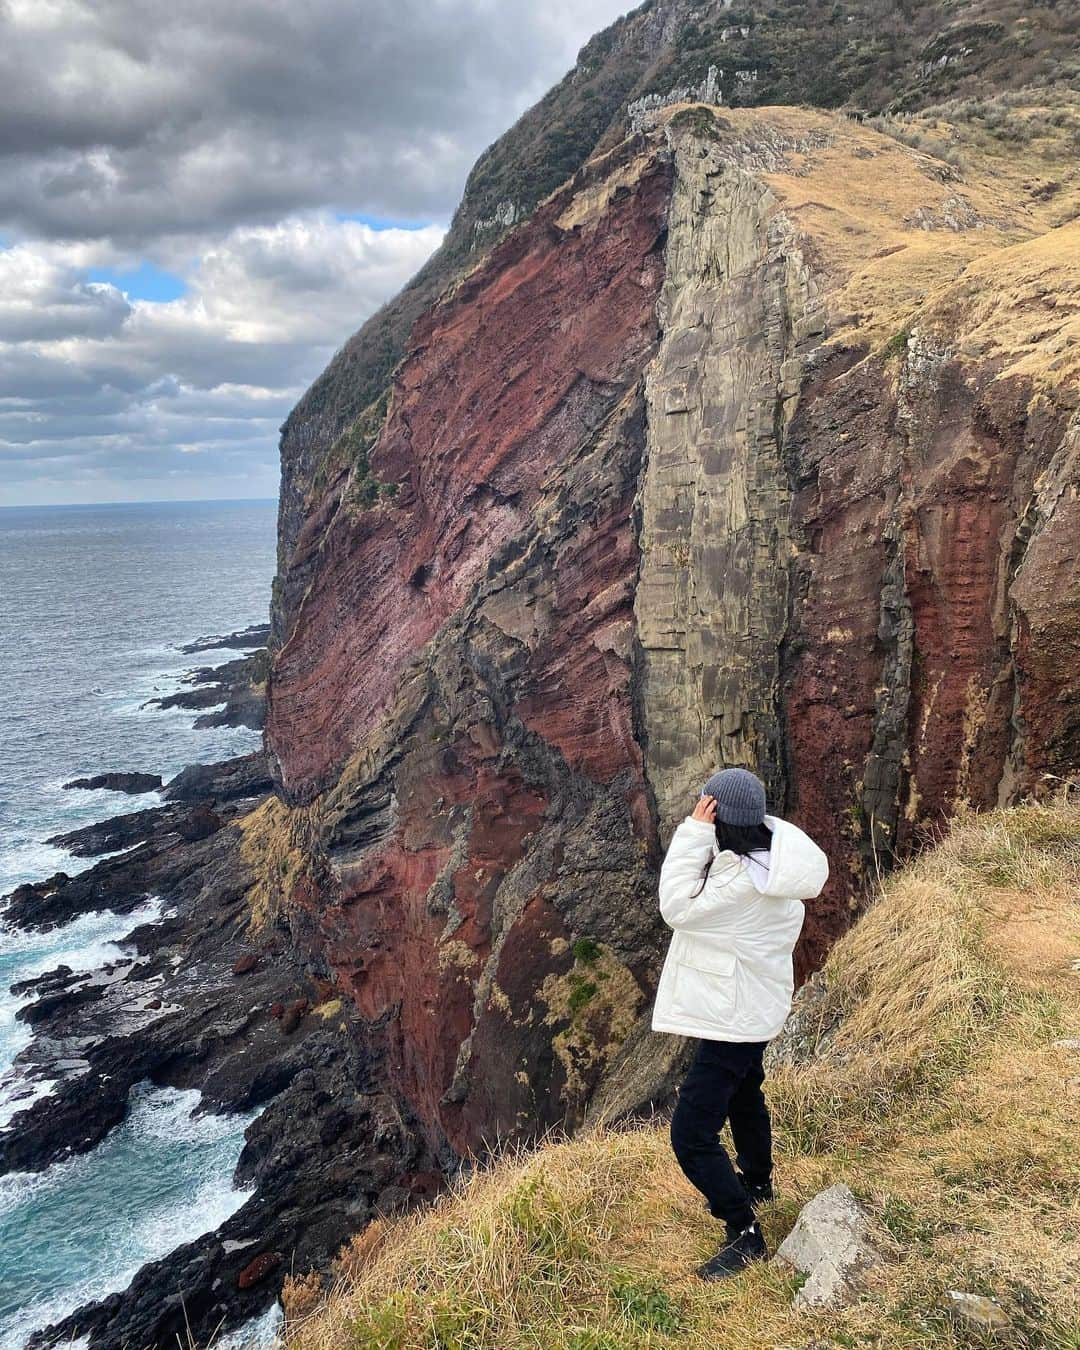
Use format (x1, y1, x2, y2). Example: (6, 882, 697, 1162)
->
(0, 218, 444, 502)
(0, 0, 633, 503)
(0, 0, 632, 246)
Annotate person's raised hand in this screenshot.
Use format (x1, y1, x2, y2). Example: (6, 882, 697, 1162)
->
(691, 795, 716, 824)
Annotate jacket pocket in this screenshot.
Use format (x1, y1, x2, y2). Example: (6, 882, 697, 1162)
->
(670, 947, 737, 1024)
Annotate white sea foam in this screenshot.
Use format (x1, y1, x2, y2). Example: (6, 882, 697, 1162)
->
(0, 839, 95, 895)
(0, 898, 164, 1129)
(214, 1300, 284, 1349)
(0, 1082, 258, 1350)
(41, 778, 165, 812)
(0, 778, 166, 895)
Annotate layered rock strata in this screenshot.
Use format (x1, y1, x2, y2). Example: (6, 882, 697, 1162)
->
(10, 96, 1078, 1349)
(267, 103, 1080, 1149)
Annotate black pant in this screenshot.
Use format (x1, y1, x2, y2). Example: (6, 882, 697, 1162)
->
(670, 1038, 772, 1234)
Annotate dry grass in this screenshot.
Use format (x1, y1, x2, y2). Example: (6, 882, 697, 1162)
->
(671, 101, 1080, 380)
(237, 795, 324, 931)
(284, 802, 1080, 1349)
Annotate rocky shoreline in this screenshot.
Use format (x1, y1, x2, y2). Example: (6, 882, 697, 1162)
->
(1, 633, 435, 1349)
(141, 629, 269, 732)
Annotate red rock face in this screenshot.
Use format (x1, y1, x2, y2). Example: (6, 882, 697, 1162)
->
(266, 118, 1079, 1157)
(269, 147, 673, 1156)
(320, 761, 548, 1146)
(779, 347, 899, 970)
(268, 153, 671, 802)
(782, 349, 1075, 972)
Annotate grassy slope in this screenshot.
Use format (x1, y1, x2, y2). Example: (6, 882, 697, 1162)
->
(283, 802, 1080, 1348)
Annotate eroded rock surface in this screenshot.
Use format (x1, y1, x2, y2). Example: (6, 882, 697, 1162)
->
(266, 103, 1080, 1141)
(774, 1183, 886, 1309)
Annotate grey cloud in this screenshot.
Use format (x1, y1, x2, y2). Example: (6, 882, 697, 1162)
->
(0, 282, 131, 343)
(0, 217, 442, 501)
(0, 0, 632, 245)
(0, 0, 632, 503)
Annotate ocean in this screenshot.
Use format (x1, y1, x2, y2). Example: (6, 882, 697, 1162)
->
(0, 499, 279, 1349)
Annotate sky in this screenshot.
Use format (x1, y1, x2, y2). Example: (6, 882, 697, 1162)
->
(0, 0, 633, 507)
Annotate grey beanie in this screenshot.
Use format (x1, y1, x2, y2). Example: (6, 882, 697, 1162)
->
(701, 767, 767, 826)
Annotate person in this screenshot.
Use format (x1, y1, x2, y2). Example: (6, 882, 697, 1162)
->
(651, 767, 829, 1280)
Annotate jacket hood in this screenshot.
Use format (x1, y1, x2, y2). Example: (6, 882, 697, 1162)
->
(748, 815, 829, 900)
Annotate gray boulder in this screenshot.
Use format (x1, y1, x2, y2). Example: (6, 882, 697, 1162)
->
(773, 1183, 884, 1309)
(944, 1291, 1012, 1336)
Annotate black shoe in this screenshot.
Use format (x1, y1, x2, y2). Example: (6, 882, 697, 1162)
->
(738, 1173, 774, 1207)
(696, 1222, 768, 1281)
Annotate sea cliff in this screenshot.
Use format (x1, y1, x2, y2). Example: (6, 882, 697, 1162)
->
(5, 0, 1078, 1343)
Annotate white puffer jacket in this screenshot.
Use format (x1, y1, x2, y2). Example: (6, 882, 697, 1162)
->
(651, 814, 829, 1043)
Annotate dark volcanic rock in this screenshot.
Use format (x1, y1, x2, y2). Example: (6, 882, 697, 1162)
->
(47, 803, 228, 857)
(174, 804, 223, 841)
(280, 998, 309, 1035)
(180, 623, 270, 654)
(62, 772, 163, 794)
(47, 805, 181, 857)
(148, 684, 226, 712)
(164, 752, 273, 804)
(7, 763, 439, 1350)
(27, 1026, 430, 1350)
(145, 649, 268, 730)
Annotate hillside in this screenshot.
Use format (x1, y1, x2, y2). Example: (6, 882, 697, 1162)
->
(281, 800, 1080, 1348)
(256, 91, 1080, 1181)
(273, 0, 1080, 610)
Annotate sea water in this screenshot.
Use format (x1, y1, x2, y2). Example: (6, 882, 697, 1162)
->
(0, 499, 277, 892)
(0, 1084, 261, 1350)
(0, 499, 279, 1348)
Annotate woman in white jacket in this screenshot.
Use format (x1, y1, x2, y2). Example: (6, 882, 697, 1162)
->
(652, 767, 829, 1280)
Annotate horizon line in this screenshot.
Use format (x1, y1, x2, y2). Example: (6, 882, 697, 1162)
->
(0, 495, 280, 510)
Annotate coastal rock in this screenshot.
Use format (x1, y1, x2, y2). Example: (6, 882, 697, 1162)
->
(270, 0, 1079, 653)
(174, 804, 223, 841)
(180, 623, 270, 654)
(773, 1184, 885, 1309)
(267, 128, 675, 1153)
(45, 805, 172, 858)
(264, 101, 1080, 1170)
(280, 999, 309, 1035)
(10, 770, 438, 1350)
(46, 802, 221, 857)
(145, 648, 268, 730)
(62, 772, 163, 794)
(164, 752, 274, 804)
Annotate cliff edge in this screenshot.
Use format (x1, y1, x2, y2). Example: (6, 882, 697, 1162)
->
(261, 94, 1079, 1166)
(280, 800, 1080, 1347)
